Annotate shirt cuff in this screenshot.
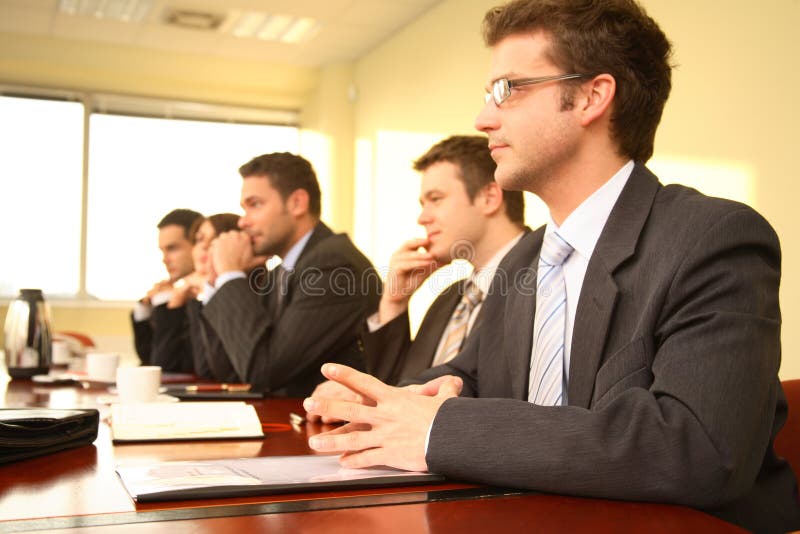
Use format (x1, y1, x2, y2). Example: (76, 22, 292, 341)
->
(424, 421, 433, 455)
(200, 281, 216, 306)
(150, 290, 172, 307)
(424, 404, 445, 456)
(215, 271, 246, 289)
(365, 311, 384, 333)
(132, 301, 152, 322)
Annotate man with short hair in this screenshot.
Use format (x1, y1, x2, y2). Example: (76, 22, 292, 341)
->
(365, 135, 526, 383)
(131, 208, 202, 370)
(202, 152, 381, 397)
(309, 136, 526, 422)
(304, 1, 800, 531)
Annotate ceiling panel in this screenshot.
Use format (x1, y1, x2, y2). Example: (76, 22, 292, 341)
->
(0, 0, 442, 67)
(0, 5, 52, 35)
(51, 15, 140, 44)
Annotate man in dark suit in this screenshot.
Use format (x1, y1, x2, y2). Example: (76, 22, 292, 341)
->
(201, 152, 381, 397)
(303, 1, 800, 531)
(131, 208, 202, 370)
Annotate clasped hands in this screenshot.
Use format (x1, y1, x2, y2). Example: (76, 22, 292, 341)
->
(304, 364, 462, 472)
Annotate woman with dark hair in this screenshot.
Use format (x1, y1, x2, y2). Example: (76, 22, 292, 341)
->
(168, 213, 241, 308)
(152, 213, 241, 378)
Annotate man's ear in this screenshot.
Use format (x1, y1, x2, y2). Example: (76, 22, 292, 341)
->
(286, 189, 310, 217)
(477, 182, 504, 216)
(578, 73, 616, 127)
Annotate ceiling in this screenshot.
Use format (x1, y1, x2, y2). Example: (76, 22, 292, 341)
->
(0, 0, 443, 67)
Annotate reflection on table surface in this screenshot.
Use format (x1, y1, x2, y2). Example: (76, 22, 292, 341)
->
(0, 377, 745, 533)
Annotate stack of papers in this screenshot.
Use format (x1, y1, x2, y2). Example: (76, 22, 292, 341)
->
(116, 454, 445, 502)
(110, 402, 264, 442)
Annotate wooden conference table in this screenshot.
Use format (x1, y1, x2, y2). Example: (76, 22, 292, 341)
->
(0, 378, 745, 533)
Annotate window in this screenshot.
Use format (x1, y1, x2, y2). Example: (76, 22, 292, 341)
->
(0, 96, 84, 297)
(0, 91, 299, 301)
(87, 114, 298, 300)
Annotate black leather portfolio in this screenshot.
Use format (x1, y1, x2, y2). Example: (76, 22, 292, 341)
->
(0, 408, 99, 464)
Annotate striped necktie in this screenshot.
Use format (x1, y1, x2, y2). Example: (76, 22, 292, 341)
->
(528, 231, 574, 405)
(432, 282, 483, 366)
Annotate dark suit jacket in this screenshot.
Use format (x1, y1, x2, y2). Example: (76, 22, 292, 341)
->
(417, 164, 799, 533)
(131, 312, 152, 365)
(149, 304, 194, 373)
(360, 280, 466, 384)
(184, 299, 215, 380)
(131, 305, 194, 373)
(202, 222, 381, 397)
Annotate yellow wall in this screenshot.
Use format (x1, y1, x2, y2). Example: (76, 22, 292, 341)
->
(300, 62, 357, 233)
(351, 0, 800, 379)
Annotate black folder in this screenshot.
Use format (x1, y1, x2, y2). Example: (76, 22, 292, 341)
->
(0, 408, 99, 464)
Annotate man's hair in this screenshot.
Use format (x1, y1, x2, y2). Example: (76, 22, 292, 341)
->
(188, 213, 240, 244)
(238, 152, 322, 217)
(413, 135, 525, 224)
(157, 209, 203, 240)
(483, 0, 672, 162)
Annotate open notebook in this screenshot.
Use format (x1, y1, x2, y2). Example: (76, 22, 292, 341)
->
(116, 454, 445, 502)
(110, 402, 264, 442)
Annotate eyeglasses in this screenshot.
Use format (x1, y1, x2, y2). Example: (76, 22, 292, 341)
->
(485, 73, 590, 106)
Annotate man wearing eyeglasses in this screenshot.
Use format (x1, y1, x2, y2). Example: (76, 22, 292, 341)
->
(304, 0, 799, 531)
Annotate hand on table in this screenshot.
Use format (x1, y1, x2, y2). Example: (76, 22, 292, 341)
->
(306, 380, 367, 424)
(304, 364, 462, 472)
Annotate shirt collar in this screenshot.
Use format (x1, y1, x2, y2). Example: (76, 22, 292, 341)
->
(470, 231, 526, 295)
(547, 160, 634, 261)
(280, 229, 314, 271)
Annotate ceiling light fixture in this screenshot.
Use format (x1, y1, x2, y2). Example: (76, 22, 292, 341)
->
(256, 14, 294, 41)
(57, 0, 153, 23)
(280, 17, 320, 44)
(230, 11, 321, 43)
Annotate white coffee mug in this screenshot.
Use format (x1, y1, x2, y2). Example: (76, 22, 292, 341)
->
(51, 340, 72, 365)
(116, 366, 161, 403)
(85, 352, 120, 382)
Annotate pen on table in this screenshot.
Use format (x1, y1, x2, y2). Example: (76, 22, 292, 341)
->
(289, 412, 306, 426)
(182, 384, 252, 392)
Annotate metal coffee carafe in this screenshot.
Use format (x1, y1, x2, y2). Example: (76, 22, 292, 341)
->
(4, 288, 52, 378)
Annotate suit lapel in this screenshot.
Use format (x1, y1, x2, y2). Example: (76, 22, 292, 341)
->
(504, 229, 544, 399)
(567, 163, 661, 407)
(410, 281, 464, 370)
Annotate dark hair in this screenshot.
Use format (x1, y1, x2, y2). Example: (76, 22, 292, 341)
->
(413, 135, 525, 224)
(189, 213, 240, 245)
(238, 152, 322, 217)
(483, 0, 672, 162)
(158, 209, 203, 240)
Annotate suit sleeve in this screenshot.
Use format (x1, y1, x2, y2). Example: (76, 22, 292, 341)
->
(131, 312, 152, 365)
(184, 300, 215, 380)
(203, 253, 378, 393)
(149, 304, 193, 373)
(426, 207, 782, 508)
(360, 311, 413, 384)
